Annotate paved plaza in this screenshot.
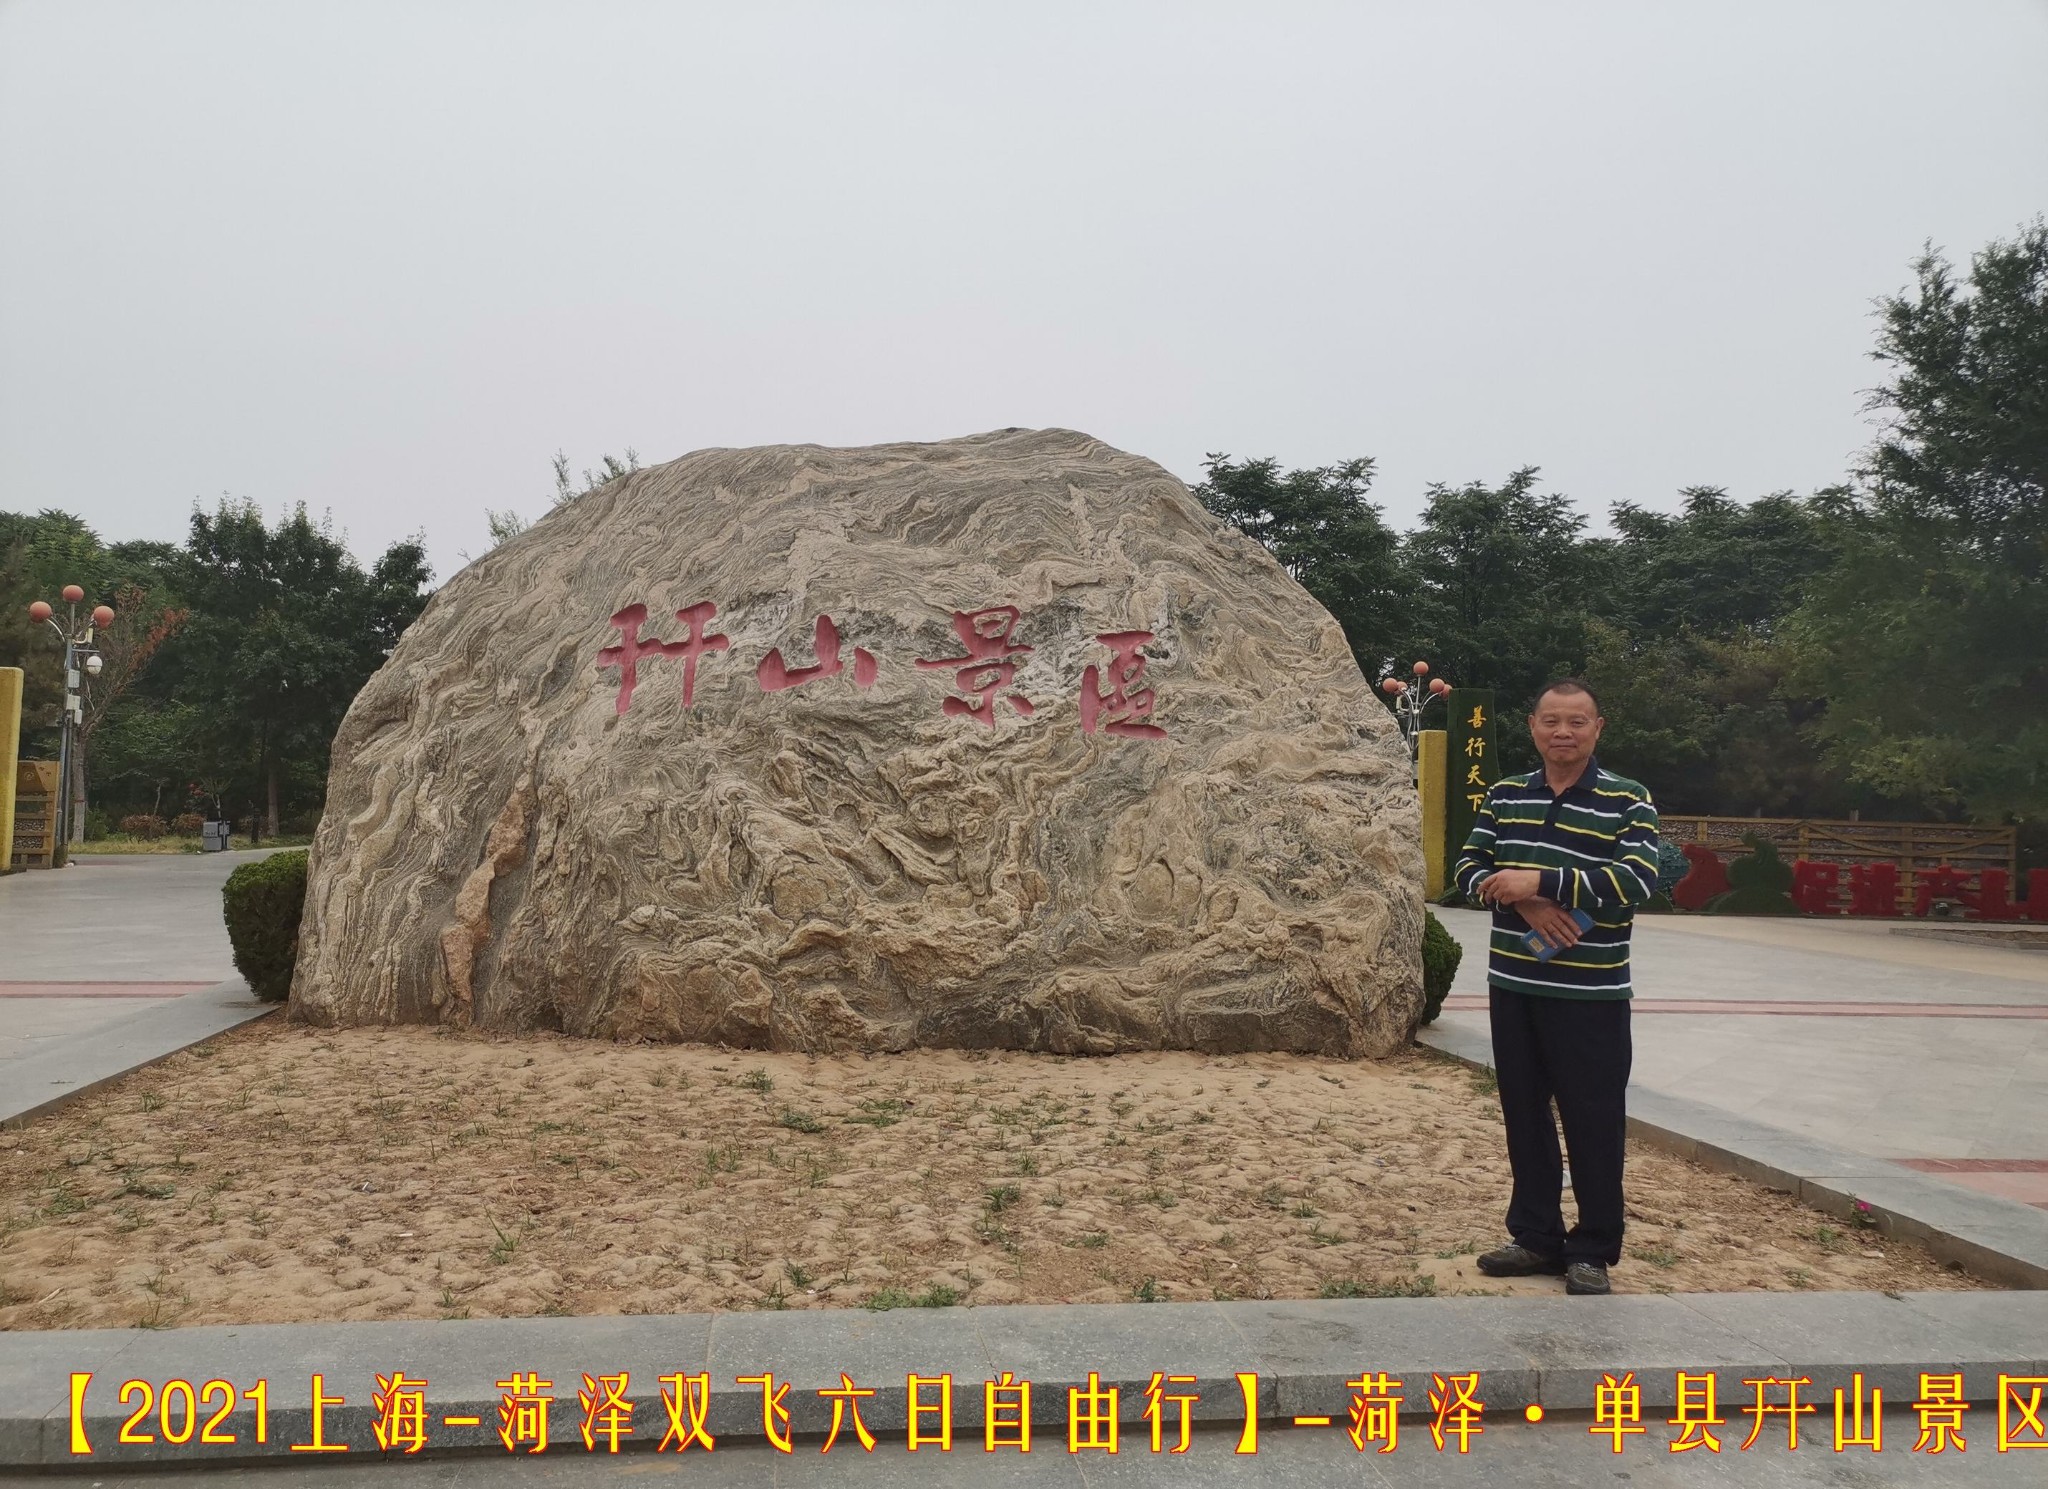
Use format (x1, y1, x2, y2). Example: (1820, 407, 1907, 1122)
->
(0, 852, 280, 1124)
(1436, 908, 2048, 1210)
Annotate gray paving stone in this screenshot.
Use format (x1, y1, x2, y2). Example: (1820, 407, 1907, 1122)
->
(1490, 1294, 1786, 1410)
(1676, 1290, 2036, 1404)
(0, 979, 276, 1128)
(706, 1303, 993, 1437)
(1210, 1298, 1539, 1420)
(974, 1302, 1253, 1428)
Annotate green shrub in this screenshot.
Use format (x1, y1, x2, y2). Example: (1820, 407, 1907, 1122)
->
(1419, 909, 1463, 1026)
(222, 849, 310, 1001)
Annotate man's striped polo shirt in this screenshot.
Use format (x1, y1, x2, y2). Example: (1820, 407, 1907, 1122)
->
(1452, 757, 1660, 999)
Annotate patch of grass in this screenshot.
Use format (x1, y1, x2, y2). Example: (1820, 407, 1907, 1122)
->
(139, 1092, 165, 1113)
(1290, 1200, 1319, 1219)
(1630, 1244, 1680, 1270)
(1320, 1276, 1439, 1299)
(121, 1179, 176, 1201)
(785, 1261, 814, 1289)
(865, 1282, 961, 1311)
(984, 1184, 1022, 1213)
(1785, 1268, 1813, 1290)
(1013, 1154, 1039, 1176)
(45, 1186, 89, 1218)
(1074, 1231, 1109, 1249)
(704, 1144, 741, 1174)
(489, 1220, 519, 1265)
(1470, 1071, 1499, 1098)
(1133, 1277, 1161, 1303)
(738, 1068, 775, 1095)
(846, 1097, 906, 1128)
(778, 1109, 825, 1134)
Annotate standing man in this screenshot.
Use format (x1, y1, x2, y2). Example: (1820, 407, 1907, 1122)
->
(1451, 679, 1659, 1296)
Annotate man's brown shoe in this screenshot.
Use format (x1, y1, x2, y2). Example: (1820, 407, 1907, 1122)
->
(1565, 1261, 1612, 1295)
(1476, 1244, 1567, 1277)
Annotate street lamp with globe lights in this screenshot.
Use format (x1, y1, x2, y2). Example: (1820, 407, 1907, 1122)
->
(26, 585, 115, 851)
(1380, 659, 1451, 760)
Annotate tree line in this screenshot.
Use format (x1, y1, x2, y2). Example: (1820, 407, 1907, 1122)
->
(1195, 222, 2045, 861)
(0, 503, 429, 840)
(2, 226, 2040, 853)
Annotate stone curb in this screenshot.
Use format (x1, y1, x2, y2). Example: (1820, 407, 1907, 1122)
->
(1416, 1021, 2048, 1290)
(0, 980, 278, 1129)
(2, 1291, 2042, 1468)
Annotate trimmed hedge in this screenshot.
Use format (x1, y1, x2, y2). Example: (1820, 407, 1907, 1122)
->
(1419, 908, 1463, 1026)
(222, 849, 309, 1002)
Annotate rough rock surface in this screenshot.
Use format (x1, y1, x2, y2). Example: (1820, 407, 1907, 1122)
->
(292, 429, 1425, 1056)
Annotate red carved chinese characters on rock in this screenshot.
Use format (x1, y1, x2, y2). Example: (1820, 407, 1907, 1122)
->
(757, 615, 878, 693)
(596, 601, 730, 714)
(915, 606, 1036, 727)
(1079, 630, 1167, 740)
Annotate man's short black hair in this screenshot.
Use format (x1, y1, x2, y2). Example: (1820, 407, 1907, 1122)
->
(1530, 677, 1602, 715)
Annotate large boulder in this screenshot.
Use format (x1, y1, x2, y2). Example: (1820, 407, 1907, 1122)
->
(292, 429, 1425, 1055)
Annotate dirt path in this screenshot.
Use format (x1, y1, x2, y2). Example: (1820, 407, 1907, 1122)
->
(0, 1020, 1980, 1330)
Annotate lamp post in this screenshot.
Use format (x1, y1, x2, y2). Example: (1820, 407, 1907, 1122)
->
(1380, 658, 1451, 760)
(27, 586, 113, 851)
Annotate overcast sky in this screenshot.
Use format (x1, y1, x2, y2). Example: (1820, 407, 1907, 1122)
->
(3, 1, 2045, 582)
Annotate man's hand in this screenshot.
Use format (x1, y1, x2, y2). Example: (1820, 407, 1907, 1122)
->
(1516, 896, 1583, 952)
(1476, 868, 1542, 906)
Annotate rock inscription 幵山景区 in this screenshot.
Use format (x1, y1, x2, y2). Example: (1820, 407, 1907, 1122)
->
(291, 428, 1425, 1056)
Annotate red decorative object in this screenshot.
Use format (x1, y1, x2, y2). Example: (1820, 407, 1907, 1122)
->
(1911, 865, 1973, 917)
(1670, 844, 1729, 910)
(915, 605, 1035, 728)
(61, 584, 83, 603)
(1846, 862, 1900, 916)
(1790, 859, 1842, 915)
(1079, 630, 1168, 741)
(757, 614, 877, 693)
(28, 600, 51, 622)
(91, 605, 115, 628)
(1968, 868, 2022, 921)
(596, 600, 729, 714)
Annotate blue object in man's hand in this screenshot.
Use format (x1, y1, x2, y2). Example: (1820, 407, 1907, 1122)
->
(1521, 909, 1595, 961)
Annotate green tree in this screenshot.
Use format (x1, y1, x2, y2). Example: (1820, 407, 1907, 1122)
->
(1191, 454, 1406, 676)
(0, 537, 64, 748)
(1789, 223, 2048, 820)
(1402, 468, 1590, 754)
(161, 500, 431, 838)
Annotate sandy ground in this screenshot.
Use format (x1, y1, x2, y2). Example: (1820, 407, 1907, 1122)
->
(0, 1019, 1981, 1330)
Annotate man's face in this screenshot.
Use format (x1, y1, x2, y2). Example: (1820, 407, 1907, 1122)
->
(1529, 690, 1604, 773)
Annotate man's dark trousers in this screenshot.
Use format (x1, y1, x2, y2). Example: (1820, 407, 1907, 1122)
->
(1488, 986, 1632, 1265)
